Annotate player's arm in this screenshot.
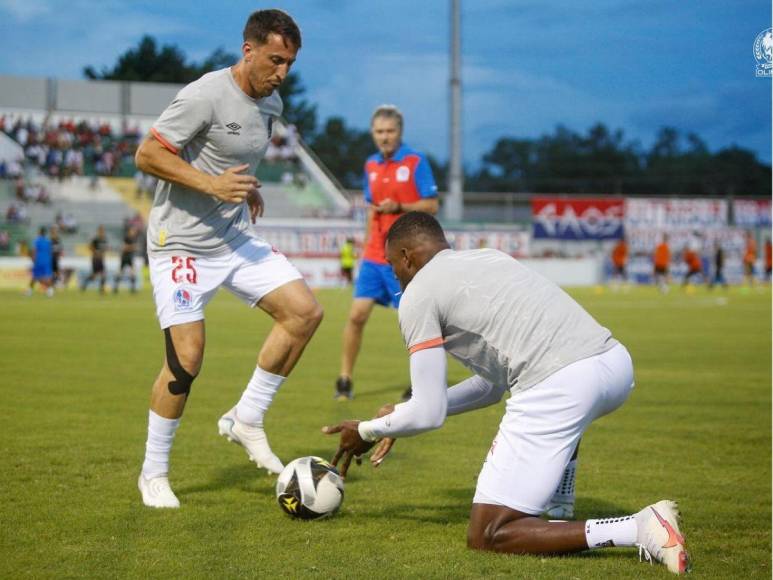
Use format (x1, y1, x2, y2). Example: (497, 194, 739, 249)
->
(398, 197, 438, 215)
(446, 375, 506, 416)
(135, 135, 257, 204)
(359, 346, 448, 440)
(323, 347, 448, 476)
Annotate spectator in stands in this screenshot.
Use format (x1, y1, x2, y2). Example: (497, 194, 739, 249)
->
(0, 230, 10, 252)
(81, 225, 108, 294)
(6, 202, 28, 224)
(743, 231, 757, 287)
(27, 226, 54, 297)
(335, 104, 439, 400)
(652, 234, 671, 293)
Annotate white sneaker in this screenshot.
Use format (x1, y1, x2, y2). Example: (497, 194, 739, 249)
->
(635, 500, 690, 574)
(138, 474, 180, 508)
(544, 501, 574, 519)
(218, 408, 284, 475)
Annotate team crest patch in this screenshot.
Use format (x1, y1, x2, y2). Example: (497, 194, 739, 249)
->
(396, 165, 410, 182)
(173, 288, 194, 311)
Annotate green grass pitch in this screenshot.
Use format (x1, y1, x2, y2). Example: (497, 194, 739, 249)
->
(1, 284, 770, 578)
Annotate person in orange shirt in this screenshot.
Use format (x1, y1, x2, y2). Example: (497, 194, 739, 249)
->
(743, 231, 757, 286)
(610, 239, 628, 290)
(682, 248, 703, 286)
(652, 234, 671, 293)
(765, 238, 771, 283)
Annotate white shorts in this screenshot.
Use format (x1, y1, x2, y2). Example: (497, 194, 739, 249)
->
(472, 343, 634, 515)
(149, 237, 303, 329)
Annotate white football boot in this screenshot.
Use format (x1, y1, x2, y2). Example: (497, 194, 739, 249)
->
(218, 408, 284, 475)
(138, 474, 180, 508)
(635, 500, 691, 574)
(544, 460, 576, 519)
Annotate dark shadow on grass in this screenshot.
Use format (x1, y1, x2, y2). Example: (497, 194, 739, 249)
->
(355, 486, 472, 524)
(353, 491, 636, 527)
(573, 497, 636, 520)
(175, 463, 277, 498)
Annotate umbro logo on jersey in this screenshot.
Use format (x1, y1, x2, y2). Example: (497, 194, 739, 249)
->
(226, 122, 242, 135)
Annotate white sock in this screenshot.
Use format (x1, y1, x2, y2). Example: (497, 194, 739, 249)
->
(141, 410, 180, 478)
(584, 515, 638, 548)
(551, 459, 577, 503)
(235, 366, 286, 426)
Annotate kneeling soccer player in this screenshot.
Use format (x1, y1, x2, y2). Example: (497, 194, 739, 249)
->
(324, 212, 690, 574)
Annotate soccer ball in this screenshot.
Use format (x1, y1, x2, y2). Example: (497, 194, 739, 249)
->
(276, 456, 344, 519)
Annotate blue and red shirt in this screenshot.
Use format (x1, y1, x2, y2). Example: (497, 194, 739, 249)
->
(363, 144, 437, 263)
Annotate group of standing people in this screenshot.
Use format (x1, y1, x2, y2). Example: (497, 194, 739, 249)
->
(130, 9, 689, 575)
(610, 231, 771, 291)
(27, 223, 140, 296)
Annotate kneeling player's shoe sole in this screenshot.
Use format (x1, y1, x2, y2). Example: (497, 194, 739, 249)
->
(635, 499, 690, 574)
(218, 408, 284, 475)
(543, 501, 574, 520)
(138, 474, 180, 508)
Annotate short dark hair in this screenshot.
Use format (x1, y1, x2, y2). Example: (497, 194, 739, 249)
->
(386, 211, 447, 247)
(39, 226, 47, 236)
(243, 9, 302, 48)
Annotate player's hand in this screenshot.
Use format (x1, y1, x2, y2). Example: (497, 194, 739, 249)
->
(374, 198, 401, 214)
(246, 186, 264, 223)
(370, 403, 396, 467)
(209, 164, 258, 203)
(322, 420, 374, 478)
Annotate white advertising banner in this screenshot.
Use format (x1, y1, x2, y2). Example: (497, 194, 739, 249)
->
(625, 198, 728, 230)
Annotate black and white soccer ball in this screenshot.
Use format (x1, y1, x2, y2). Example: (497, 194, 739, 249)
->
(276, 456, 344, 520)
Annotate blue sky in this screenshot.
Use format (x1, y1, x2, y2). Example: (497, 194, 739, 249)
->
(0, 0, 770, 166)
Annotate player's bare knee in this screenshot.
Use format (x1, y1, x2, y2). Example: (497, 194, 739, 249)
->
(289, 300, 323, 338)
(349, 309, 370, 327)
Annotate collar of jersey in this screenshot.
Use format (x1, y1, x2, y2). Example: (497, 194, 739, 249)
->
(373, 143, 410, 164)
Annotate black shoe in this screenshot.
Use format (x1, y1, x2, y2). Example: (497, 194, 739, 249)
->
(335, 376, 353, 400)
(401, 387, 412, 401)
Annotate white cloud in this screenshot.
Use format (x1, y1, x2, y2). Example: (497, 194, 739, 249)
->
(0, 0, 51, 22)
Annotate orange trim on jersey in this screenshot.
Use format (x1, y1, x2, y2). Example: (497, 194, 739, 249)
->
(151, 127, 179, 154)
(408, 337, 444, 354)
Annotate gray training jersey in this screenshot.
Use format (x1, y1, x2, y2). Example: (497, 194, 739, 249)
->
(147, 68, 282, 257)
(399, 249, 618, 393)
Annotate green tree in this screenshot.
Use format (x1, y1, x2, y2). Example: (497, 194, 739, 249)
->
(83, 36, 228, 84)
(310, 117, 373, 188)
(84, 36, 315, 138)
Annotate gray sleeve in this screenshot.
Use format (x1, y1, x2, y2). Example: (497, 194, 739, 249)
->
(399, 290, 443, 354)
(447, 375, 506, 416)
(151, 89, 213, 153)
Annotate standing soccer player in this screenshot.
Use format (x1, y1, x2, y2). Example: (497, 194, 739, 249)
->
(335, 105, 438, 400)
(81, 225, 108, 294)
(113, 225, 138, 294)
(653, 234, 671, 293)
(135, 9, 323, 508)
(27, 226, 54, 297)
(325, 212, 690, 575)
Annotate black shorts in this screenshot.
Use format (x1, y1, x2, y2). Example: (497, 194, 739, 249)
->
(654, 266, 668, 275)
(120, 254, 134, 270)
(92, 258, 105, 274)
(744, 262, 755, 276)
(613, 265, 626, 276)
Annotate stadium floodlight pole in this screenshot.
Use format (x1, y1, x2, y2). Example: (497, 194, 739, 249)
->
(445, 0, 464, 222)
